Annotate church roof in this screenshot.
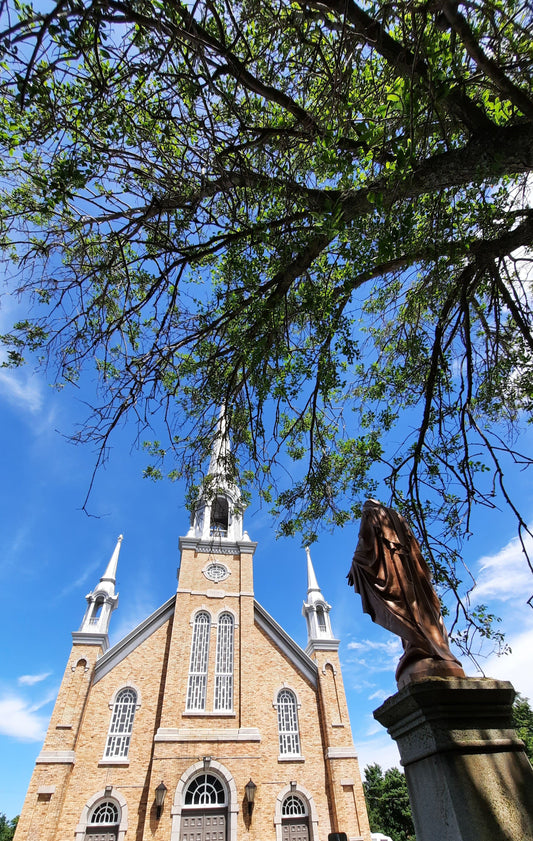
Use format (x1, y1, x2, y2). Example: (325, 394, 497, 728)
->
(92, 595, 317, 687)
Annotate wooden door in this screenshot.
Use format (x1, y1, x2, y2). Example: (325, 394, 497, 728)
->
(282, 817, 310, 841)
(180, 810, 226, 841)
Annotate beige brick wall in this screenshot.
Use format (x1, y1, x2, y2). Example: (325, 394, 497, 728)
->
(15, 542, 370, 841)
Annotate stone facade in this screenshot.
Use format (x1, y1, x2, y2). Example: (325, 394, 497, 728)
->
(14, 444, 371, 841)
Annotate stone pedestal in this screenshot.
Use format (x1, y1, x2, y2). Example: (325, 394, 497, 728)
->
(374, 678, 533, 841)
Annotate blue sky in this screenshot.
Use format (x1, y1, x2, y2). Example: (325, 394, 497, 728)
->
(1, 311, 533, 821)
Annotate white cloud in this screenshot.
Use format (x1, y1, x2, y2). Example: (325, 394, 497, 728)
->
(356, 734, 401, 774)
(368, 688, 390, 702)
(472, 528, 533, 603)
(347, 638, 401, 654)
(0, 694, 49, 742)
(18, 672, 51, 686)
(479, 626, 533, 701)
(0, 368, 44, 414)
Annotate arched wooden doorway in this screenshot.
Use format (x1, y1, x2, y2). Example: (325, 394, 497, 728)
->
(85, 800, 120, 840)
(179, 773, 228, 841)
(281, 794, 310, 841)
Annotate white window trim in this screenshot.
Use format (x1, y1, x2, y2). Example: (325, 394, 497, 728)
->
(102, 686, 139, 762)
(186, 610, 212, 711)
(274, 785, 318, 841)
(274, 686, 303, 760)
(214, 612, 234, 712)
(170, 760, 238, 841)
(75, 788, 128, 841)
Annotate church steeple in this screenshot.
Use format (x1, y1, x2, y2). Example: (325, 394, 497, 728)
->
(187, 408, 247, 544)
(303, 546, 339, 653)
(75, 535, 121, 648)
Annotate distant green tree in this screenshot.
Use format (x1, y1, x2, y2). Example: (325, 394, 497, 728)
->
(364, 764, 415, 841)
(512, 693, 533, 763)
(0, 814, 18, 841)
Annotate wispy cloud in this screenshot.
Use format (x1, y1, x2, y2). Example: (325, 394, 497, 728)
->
(110, 594, 158, 646)
(480, 626, 533, 701)
(356, 733, 401, 773)
(18, 672, 51, 687)
(472, 528, 533, 603)
(347, 638, 400, 653)
(0, 367, 44, 415)
(368, 688, 390, 702)
(56, 560, 102, 601)
(0, 694, 50, 742)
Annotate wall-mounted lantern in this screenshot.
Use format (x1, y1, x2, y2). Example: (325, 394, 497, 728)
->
(245, 779, 257, 817)
(155, 782, 167, 819)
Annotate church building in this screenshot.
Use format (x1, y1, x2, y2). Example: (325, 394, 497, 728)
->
(14, 426, 371, 841)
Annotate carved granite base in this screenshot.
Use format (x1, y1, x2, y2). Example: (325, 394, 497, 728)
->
(374, 677, 533, 841)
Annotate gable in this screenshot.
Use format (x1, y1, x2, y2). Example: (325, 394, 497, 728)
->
(254, 600, 317, 686)
(93, 595, 175, 683)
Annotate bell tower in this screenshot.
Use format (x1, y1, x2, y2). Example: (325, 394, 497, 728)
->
(185, 409, 246, 544)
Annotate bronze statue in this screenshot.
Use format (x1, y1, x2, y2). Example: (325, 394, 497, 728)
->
(348, 499, 465, 687)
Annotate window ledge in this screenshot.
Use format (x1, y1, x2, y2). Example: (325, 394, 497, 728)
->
(183, 711, 236, 717)
(278, 755, 305, 763)
(98, 757, 130, 766)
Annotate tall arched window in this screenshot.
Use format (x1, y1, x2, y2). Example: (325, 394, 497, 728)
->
(87, 800, 120, 838)
(277, 689, 301, 756)
(316, 605, 326, 631)
(214, 613, 234, 711)
(104, 688, 137, 759)
(186, 611, 211, 710)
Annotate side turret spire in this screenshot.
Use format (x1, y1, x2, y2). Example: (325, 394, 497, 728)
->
(303, 546, 339, 654)
(75, 535, 122, 650)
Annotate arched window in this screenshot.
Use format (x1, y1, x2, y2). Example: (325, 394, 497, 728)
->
(104, 688, 137, 758)
(210, 496, 229, 536)
(277, 689, 301, 756)
(87, 800, 120, 838)
(282, 795, 307, 817)
(186, 611, 211, 710)
(214, 613, 234, 711)
(281, 794, 309, 841)
(316, 605, 326, 631)
(184, 774, 227, 806)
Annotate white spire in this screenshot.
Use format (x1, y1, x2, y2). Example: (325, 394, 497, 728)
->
(208, 405, 231, 479)
(99, 534, 123, 595)
(186, 408, 248, 543)
(306, 546, 322, 604)
(302, 546, 338, 653)
(76, 535, 121, 644)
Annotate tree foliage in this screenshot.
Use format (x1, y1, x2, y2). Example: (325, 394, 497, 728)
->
(364, 764, 415, 841)
(0, 814, 18, 841)
(1, 0, 533, 646)
(512, 693, 533, 763)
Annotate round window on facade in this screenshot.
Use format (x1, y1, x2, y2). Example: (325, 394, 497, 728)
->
(204, 562, 230, 583)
